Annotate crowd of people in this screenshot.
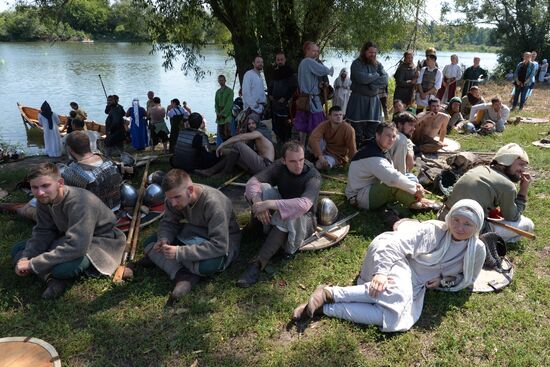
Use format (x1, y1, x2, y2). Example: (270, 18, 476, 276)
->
(17, 40, 538, 334)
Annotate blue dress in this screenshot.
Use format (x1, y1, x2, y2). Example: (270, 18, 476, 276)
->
(128, 106, 148, 150)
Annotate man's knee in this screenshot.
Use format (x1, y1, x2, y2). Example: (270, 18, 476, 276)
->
(51, 256, 91, 279)
(520, 216, 534, 233)
(11, 240, 27, 264)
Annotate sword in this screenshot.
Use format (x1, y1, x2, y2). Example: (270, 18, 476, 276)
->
(301, 211, 359, 246)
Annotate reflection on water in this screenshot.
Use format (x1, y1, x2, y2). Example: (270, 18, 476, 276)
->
(24, 127, 45, 149)
(0, 42, 499, 155)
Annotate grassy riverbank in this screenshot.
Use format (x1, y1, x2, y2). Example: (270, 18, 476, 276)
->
(0, 82, 549, 366)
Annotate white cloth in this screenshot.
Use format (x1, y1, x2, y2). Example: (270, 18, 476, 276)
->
(442, 63, 463, 80)
(39, 112, 63, 157)
(333, 75, 352, 113)
(489, 215, 534, 243)
(469, 103, 510, 133)
(345, 156, 417, 210)
(415, 67, 443, 107)
(242, 69, 267, 114)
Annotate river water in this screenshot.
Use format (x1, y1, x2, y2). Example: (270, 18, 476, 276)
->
(0, 42, 498, 154)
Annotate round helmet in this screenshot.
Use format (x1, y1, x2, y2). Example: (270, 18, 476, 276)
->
(317, 197, 338, 226)
(120, 152, 135, 166)
(143, 183, 165, 207)
(120, 183, 138, 208)
(147, 170, 166, 185)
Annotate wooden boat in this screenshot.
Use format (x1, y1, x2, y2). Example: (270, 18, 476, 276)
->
(17, 102, 106, 135)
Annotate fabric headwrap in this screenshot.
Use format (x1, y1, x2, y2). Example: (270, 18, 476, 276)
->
(40, 101, 54, 130)
(493, 143, 529, 166)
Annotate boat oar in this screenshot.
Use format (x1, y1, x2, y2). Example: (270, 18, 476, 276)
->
(98, 74, 108, 99)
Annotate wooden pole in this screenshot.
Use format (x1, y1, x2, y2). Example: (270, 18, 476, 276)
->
(486, 218, 536, 240)
(226, 182, 347, 196)
(217, 171, 246, 190)
(321, 173, 347, 184)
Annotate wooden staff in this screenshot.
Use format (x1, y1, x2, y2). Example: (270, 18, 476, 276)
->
(321, 173, 347, 184)
(227, 182, 347, 196)
(486, 218, 536, 240)
(323, 84, 329, 115)
(113, 160, 150, 283)
(217, 171, 246, 190)
(129, 213, 142, 261)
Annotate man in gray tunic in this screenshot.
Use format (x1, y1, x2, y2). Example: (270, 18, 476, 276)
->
(12, 163, 127, 299)
(140, 169, 241, 301)
(346, 41, 388, 149)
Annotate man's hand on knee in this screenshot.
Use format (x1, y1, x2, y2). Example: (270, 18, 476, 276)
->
(160, 244, 177, 260)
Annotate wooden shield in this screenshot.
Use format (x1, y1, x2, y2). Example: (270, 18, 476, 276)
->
(532, 140, 550, 149)
(299, 224, 350, 251)
(472, 258, 514, 292)
(0, 336, 61, 367)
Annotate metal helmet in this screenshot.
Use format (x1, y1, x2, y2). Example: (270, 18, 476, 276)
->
(317, 197, 338, 226)
(120, 183, 138, 208)
(143, 183, 165, 207)
(147, 170, 166, 186)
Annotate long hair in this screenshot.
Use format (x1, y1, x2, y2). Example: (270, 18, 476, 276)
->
(359, 41, 377, 64)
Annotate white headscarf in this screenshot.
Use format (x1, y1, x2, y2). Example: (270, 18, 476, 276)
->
(416, 199, 484, 291)
(132, 98, 140, 127)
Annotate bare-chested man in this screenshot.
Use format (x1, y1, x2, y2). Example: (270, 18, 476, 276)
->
(196, 114, 274, 177)
(411, 98, 449, 153)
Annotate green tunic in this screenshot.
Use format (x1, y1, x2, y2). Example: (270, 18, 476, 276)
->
(215, 86, 234, 125)
(445, 165, 525, 221)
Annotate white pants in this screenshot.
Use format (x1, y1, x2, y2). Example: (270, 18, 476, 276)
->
(322, 285, 384, 326)
(489, 215, 534, 243)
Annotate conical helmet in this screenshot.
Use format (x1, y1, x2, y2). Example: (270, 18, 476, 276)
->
(143, 183, 165, 207)
(317, 197, 338, 226)
(120, 183, 138, 208)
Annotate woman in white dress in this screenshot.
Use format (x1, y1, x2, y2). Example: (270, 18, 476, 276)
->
(38, 101, 63, 158)
(293, 199, 486, 332)
(332, 68, 352, 114)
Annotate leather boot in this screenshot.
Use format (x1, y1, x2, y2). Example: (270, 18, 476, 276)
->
(292, 302, 308, 321)
(236, 261, 261, 288)
(171, 268, 200, 299)
(42, 278, 69, 299)
(256, 227, 288, 268)
(306, 285, 333, 318)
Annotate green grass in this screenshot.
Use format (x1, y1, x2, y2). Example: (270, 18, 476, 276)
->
(1, 123, 549, 366)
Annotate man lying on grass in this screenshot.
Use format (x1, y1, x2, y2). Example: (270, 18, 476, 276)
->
(12, 163, 127, 299)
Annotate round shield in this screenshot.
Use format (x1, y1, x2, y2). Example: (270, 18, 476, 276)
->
(317, 197, 338, 226)
(0, 336, 61, 367)
(120, 183, 138, 208)
(143, 184, 165, 207)
(472, 257, 514, 292)
(393, 218, 421, 232)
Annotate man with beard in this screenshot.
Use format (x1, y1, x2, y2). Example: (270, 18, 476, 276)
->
(295, 41, 334, 146)
(242, 56, 267, 120)
(460, 85, 485, 118)
(11, 163, 127, 299)
(411, 98, 449, 153)
(393, 51, 417, 107)
(461, 57, 488, 97)
(438, 143, 534, 242)
(388, 112, 417, 177)
(346, 41, 388, 148)
(236, 141, 321, 287)
(268, 52, 296, 143)
(104, 95, 127, 157)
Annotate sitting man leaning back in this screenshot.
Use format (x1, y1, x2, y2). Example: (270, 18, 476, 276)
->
(12, 163, 127, 299)
(237, 141, 321, 287)
(308, 105, 357, 170)
(346, 122, 440, 211)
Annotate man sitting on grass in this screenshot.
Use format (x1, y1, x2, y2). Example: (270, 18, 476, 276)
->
(138, 169, 241, 301)
(346, 122, 440, 212)
(465, 96, 510, 134)
(12, 163, 127, 299)
(411, 98, 449, 153)
(308, 105, 357, 170)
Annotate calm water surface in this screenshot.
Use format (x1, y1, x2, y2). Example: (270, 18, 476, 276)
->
(0, 42, 498, 154)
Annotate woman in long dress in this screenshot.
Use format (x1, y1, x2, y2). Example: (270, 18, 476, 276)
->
(293, 199, 486, 332)
(38, 101, 63, 158)
(332, 68, 352, 114)
(125, 98, 149, 150)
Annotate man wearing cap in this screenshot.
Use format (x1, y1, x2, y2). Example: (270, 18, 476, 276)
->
(415, 51, 443, 114)
(139, 169, 241, 301)
(444, 96, 464, 132)
(236, 141, 321, 287)
(461, 57, 488, 97)
(467, 95, 510, 133)
(171, 112, 218, 173)
(411, 98, 449, 153)
(308, 105, 357, 170)
(196, 114, 274, 177)
(438, 143, 534, 242)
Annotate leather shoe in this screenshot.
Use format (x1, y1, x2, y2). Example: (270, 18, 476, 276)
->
(135, 255, 155, 268)
(306, 285, 333, 318)
(42, 278, 68, 299)
(171, 269, 200, 299)
(292, 302, 308, 321)
(409, 200, 443, 213)
(236, 262, 261, 288)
